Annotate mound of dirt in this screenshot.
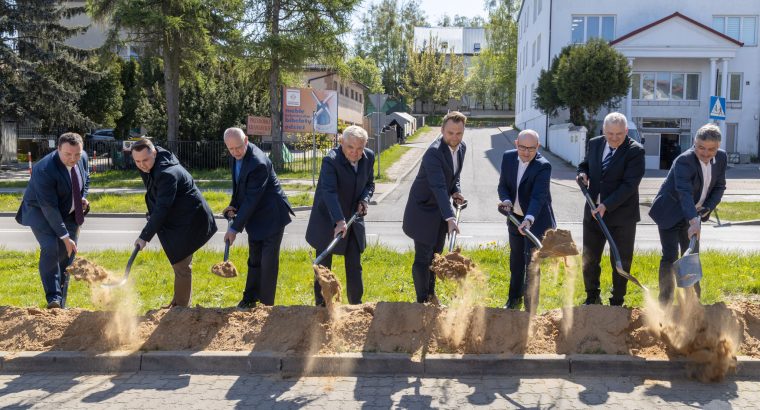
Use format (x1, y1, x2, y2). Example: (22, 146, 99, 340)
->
(431, 248, 476, 280)
(538, 229, 579, 259)
(314, 265, 342, 311)
(67, 258, 110, 283)
(211, 261, 238, 278)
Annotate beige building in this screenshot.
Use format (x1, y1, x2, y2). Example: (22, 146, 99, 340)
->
(302, 67, 368, 126)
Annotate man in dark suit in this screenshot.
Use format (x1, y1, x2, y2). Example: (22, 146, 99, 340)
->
(16, 133, 89, 309)
(223, 127, 294, 308)
(306, 125, 375, 306)
(497, 129, 556, 311)
(577, 112, 645, 306)
(649, 123, 727, 305)
(130, 138, 218, 308)
(402, 111, 467, 304)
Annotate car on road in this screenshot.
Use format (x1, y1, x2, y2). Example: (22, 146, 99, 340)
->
(84, 129, 118, 156)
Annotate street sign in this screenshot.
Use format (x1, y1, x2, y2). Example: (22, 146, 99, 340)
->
(369, 94, 388, 113)
(246, 115, 272, 136)
(709, 96, 726, 120)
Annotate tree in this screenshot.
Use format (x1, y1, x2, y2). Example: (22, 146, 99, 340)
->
(0, 0, 98, 130)
(87, 0, 245, 141)
(535, 38, 630, 134)
(347, 56, 384, 94)
(438, 14, 486, 28)
(78, 58, 124, 128)
(534, 45, 573, 119)
(402, 35, 465, 115)
(354, 0, 427, 97)
(243, 0, 360, 167)
(481, 0, 518, 110)
(465, 57, 490, 109)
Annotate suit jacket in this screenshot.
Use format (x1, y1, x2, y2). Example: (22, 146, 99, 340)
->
(16, 150, 89, 238)
(497, 150, 556, 237)
(305, 147, 375, 254)
(577, 135, 645, 227)
(229, 142, 293, 240)
(138, 147, 218, 264)
(402, 136, 466, 246)
(649, 148, 727, 230)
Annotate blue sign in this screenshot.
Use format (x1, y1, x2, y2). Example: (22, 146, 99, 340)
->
(709, 96, 726, 120)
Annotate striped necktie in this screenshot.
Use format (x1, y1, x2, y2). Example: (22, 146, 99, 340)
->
(602, 148, 615, 173)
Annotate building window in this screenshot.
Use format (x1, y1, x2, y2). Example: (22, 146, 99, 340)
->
(712, 16, 757, 46)
(474, 42, 481, 52)
(729, 72, 743, 101)
(536, 34, 541, 64)
(632, 72, 700, 101)
(531, 41, 536, 66)
(571, 15, 615, 43)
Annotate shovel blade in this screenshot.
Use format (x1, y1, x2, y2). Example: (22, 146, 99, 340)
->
(674, 253, 702, 288)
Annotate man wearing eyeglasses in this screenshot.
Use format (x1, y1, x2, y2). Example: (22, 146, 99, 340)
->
(497, 129, 556, 311)
(577, 112, 645, 306)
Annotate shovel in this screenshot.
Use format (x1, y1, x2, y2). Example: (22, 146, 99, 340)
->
(674, 236, 702, 288)
(211, 214, 239, 278)
(498, 205, 543, 249)
(577, 178, 648, 291)
(101, 244, 140, 288)
(313, 212, 360, 266)
(447, 200, 468, 252)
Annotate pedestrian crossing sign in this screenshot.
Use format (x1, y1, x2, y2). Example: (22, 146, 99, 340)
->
(709, 96, 726, 120)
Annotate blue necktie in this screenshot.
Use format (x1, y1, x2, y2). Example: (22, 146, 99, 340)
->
(602, 148, 615, 173)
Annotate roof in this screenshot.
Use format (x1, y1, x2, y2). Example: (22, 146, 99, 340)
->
(390, 112, 416, 123)
(610, 12, 744, 47)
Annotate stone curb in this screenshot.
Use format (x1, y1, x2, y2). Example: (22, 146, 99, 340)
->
(2, 351, 759, 378)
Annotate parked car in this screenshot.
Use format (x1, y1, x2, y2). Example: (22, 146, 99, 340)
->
(84, 129, 117, 156)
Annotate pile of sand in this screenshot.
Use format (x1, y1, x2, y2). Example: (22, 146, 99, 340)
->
(211, 261, 238, 278)
(67, 258, 111, 283)
(431, 248, 476, 280)
(538, 229, 579, 259)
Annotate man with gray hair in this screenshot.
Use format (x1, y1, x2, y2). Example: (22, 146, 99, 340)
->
(223, 127, 294, 308)
(577, 112, 645, 306)
(649, 123, 727, 305)
(306, 125, 375, 306)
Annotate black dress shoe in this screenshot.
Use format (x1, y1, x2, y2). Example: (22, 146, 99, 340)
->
(583, 296, 603, 306)
(46, 300, 61, 309)
(609, 298, 625, 306)
(505, 297, 523, 309)
(236, 300, 256, 310)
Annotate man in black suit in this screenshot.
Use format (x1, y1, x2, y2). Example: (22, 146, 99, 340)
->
(402, 111, 467, 304)
(306, 125, 375, 306)
(223, 127, 294, 308)
(16, 133, 89, 309)
(649, 123, 727, 305)
(131, 138, 218, 308)
(577, 112, 645, 306)
(497, 129, 556, 311)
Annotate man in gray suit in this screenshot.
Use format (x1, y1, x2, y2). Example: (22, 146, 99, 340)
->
(16, 133, 89, 309)
(306, 125, 375, 306)
(649, 123, 727, 305)
(402, 111, 467, 304)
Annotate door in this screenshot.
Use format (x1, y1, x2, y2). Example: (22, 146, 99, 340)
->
(642, 133, 660, 170)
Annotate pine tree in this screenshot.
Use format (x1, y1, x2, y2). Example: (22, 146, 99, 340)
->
(0, 0, 98, 130)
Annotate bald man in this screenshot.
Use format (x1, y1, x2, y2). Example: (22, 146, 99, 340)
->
(497, 130, 556, 311)
(223, 128, 294, 308)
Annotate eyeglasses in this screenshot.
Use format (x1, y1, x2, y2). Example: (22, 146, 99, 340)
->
(517, 145, 538, 152)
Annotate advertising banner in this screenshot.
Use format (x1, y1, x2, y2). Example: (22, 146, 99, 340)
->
(282, 88, 338, 134)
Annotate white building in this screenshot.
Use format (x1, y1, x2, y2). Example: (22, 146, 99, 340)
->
(516, 0, 760, 169)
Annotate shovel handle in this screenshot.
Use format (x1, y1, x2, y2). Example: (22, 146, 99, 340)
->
(314, 212, 360, 265)
(683, 235, 698, 257)
(506, 212, 543, 249)
(125, 244, 140, 275)
(447, 200, 467, 252)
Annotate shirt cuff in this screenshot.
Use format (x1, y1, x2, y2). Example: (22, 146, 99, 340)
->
(501, 199, 512, 206)
(445, 217, 455, 222)
(227, 227, 237, 234)
(59, 233, 70, 240)
(525, 215, 535, 223)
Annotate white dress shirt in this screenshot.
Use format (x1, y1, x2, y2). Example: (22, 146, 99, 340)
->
(449, 145, 459, 173)
(696, 158, 713, 209)
(513, 158, 530, 217)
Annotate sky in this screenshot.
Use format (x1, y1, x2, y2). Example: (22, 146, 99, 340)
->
(348, 0, 490, 47)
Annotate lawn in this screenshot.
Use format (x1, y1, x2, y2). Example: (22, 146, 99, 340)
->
(716, 202, 760, 221)
(0, 191, 314, 213)
(1, 245, 757, 314)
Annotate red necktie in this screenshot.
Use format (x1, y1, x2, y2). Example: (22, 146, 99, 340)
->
(71, 167, 84, 225)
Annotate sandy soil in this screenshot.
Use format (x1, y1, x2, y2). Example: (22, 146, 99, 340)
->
(211, 261, 238, 278)
(68, 258, 111, 283)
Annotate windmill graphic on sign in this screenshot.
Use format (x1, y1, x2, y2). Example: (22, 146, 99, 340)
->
(311, 90, 336, 133)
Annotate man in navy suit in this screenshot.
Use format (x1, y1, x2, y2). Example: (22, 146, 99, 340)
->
(223, 127, 294, 308)
(16, 133, 89, 309)
(497, 129, 556, 311)
(402, 111, 467, 304)
(131, 138, 218, 308)
(577, 112, 645, 306)
(649, 123, 727, 305)
(306, 125, 375, 306)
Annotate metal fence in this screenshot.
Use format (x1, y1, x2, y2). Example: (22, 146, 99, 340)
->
(18, 127, 401, 176)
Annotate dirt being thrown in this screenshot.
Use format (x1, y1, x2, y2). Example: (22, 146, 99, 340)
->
(67, 258, 110, 283)
(314, 264, 342, 311)
(211, 261, 238, 278)
(432, 248, 476, 280)
(538, 229, 579, 259)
